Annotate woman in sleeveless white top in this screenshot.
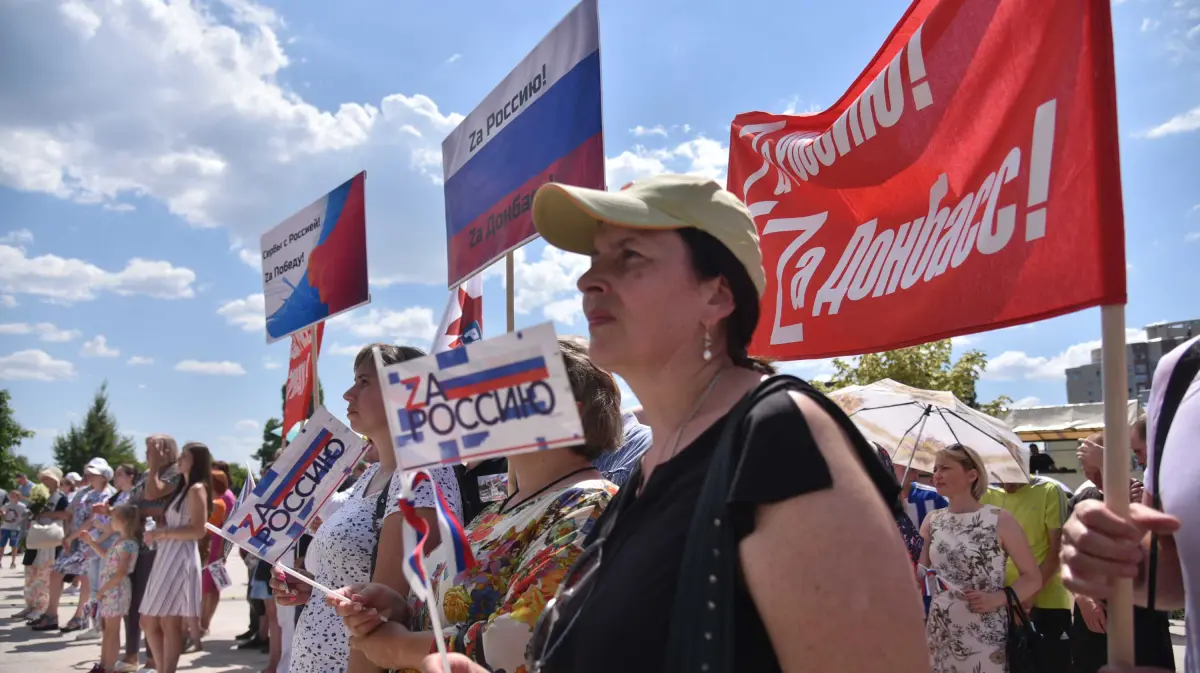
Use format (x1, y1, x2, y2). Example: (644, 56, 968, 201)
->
(140, 443, 212, 673)
(920, 445, 1042, 673)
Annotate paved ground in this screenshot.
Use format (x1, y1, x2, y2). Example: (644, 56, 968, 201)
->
(0, 558, 267, 672)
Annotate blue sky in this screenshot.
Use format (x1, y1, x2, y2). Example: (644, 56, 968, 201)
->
(1, 0, 1197, 468)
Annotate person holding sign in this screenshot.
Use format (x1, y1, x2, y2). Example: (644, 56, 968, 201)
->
(515, 174, 930, 673)
(280, 344, 462, 673)
(327, 336, 622, 673)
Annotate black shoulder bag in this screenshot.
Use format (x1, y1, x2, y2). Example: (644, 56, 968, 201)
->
(1004, 586, 1041, 673)
(1146, 339, 1200, 610)
(368, 485, 389, 579)
(663, 375, 902, 673)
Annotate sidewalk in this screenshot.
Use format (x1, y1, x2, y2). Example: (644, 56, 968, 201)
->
(0, 558, 268, 672)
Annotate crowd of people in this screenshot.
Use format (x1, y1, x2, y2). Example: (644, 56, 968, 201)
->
(2, 173, 1195, 673)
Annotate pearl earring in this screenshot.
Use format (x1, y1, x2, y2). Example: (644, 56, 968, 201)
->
(702, 326, 713, 362)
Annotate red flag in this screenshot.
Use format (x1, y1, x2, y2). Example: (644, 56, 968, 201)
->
(728, 0, 1125, 361)
(283, 323, 324, 437)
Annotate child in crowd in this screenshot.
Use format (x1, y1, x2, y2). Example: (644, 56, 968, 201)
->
(80, 504, 143, 673)
(1, 489, 27, 568)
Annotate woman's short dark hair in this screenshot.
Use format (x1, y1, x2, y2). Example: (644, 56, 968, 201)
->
(354, 343, 428, 371)
(558, 336, 623, 461)
(677, 228, 776, 375)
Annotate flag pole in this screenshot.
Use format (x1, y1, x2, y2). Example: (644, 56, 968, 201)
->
(1100, 304, 1133, 667)
(310, 324, 321, 415)
(505, 252, 515, 333)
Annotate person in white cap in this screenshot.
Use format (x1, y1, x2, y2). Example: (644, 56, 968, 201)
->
(73, 458, 117, 643)
(32, 460, 114, 633)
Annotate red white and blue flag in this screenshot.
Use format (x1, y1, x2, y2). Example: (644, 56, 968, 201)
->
(432, 275, 483, 353)
(412, 471, 476, 576)
(440, 0, 603, 288)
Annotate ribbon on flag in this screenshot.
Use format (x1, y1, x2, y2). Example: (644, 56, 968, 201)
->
(433, 274, 483, 354)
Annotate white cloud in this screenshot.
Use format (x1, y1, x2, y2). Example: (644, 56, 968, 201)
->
(58, 0, 101, 40)
(236, 246, 260, 270)
(328, 343, 367, 357)
(1186, 231, 1200, 242)
(0, 244, 195, 303)
(984, 328, 1147, 381)
(781, 95, 822, 116)
(1143, 106, 1200, 138)
(0, 322, 81, 342)
(1012, 396, 1042, 408)
(0, 229, 34, 246)
(0, 295, 15, 308)
(328, 306, 438, 345)
(80, 334, 119, 357)
(605, 135, 730, 191)
(0, 349, 75, 381)
(262, 356, 283, 370)
(218, 293, 266, 332)
(175, 360, 246, 376)
(446, 53, 462, 64)
(0, 0, 466, 285)
(630, 125, 668, 137)
(234, 419, 260, 433)
(485, 246, 589, 324)
(1141, 17, 1161, 31)
(950, 335, 976, 346)
(126, 355, 153, 365)
(776, 357, 838, 383)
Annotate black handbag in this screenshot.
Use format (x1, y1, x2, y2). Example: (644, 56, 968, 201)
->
(1004, 586, 1041, 673)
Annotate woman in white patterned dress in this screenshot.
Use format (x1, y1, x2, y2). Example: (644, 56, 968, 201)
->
(921, 444, 1041, 673)
(274, 343, 462, 673)
(140, 442, 213, 673)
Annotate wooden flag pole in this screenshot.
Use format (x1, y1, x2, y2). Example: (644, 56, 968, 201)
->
(506, 252, 515, 333)
(310, 324, 321, 415)
(1100, 304, 1133, 667)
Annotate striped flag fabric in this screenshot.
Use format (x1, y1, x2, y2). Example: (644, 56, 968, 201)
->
(222, 465, 256, 560)
(432, 274, 483, 354)
(398, 495, 434, 600)
(411, 471, 476, 576)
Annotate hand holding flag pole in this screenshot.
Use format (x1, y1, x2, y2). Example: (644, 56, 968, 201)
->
(205, 522, 387, 622)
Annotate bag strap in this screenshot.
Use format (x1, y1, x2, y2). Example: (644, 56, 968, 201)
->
(1146, 338, 1200, 610)
(1004, 586, 1034, 631)
(664, 374, 807, 673)
(368, 484, 389, 579)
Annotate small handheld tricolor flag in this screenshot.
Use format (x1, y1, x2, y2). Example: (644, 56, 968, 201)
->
(412, 471, 476, 575)
(398, 484, 455, 673)
(222, 464, 256, 561)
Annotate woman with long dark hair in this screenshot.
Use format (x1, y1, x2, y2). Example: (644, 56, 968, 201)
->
(139, 442, 213, 673)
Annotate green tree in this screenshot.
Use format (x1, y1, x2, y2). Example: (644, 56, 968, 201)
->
(52, 382, 139, 474)
(818, 339, 1012, 416)
(0, 389, 36, 490)
(254, 418, 282, 472)
(225, 462, 249, 494)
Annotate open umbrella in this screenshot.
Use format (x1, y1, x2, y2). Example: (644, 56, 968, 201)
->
(828, 379, 1029, 484)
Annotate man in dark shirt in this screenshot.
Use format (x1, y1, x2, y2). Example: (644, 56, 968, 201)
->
(1028, 443, 1057, 473)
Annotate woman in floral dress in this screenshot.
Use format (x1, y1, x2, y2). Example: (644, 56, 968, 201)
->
(325, 337, 624, 673)
(920, 444, 1041, 673)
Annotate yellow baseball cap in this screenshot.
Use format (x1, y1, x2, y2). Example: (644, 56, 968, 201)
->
(532, 174, 766, 297)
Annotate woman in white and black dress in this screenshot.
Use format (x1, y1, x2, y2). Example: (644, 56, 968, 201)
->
(140, 442, 213, 673)
(272, 343, 462, 673)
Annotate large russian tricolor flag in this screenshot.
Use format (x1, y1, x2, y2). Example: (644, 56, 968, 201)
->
(441, 0, 604, 288)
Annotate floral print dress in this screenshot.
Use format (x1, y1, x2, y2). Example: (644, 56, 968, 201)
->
(53, 485, 115, 575)
(98, 538, 140, 618)
(409, 478, 616, 673)
(925, 505, 1008, 673)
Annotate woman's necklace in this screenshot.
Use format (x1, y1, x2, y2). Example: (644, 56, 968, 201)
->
(500, 465, 597, 513)
(645, 367, 728, 479)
